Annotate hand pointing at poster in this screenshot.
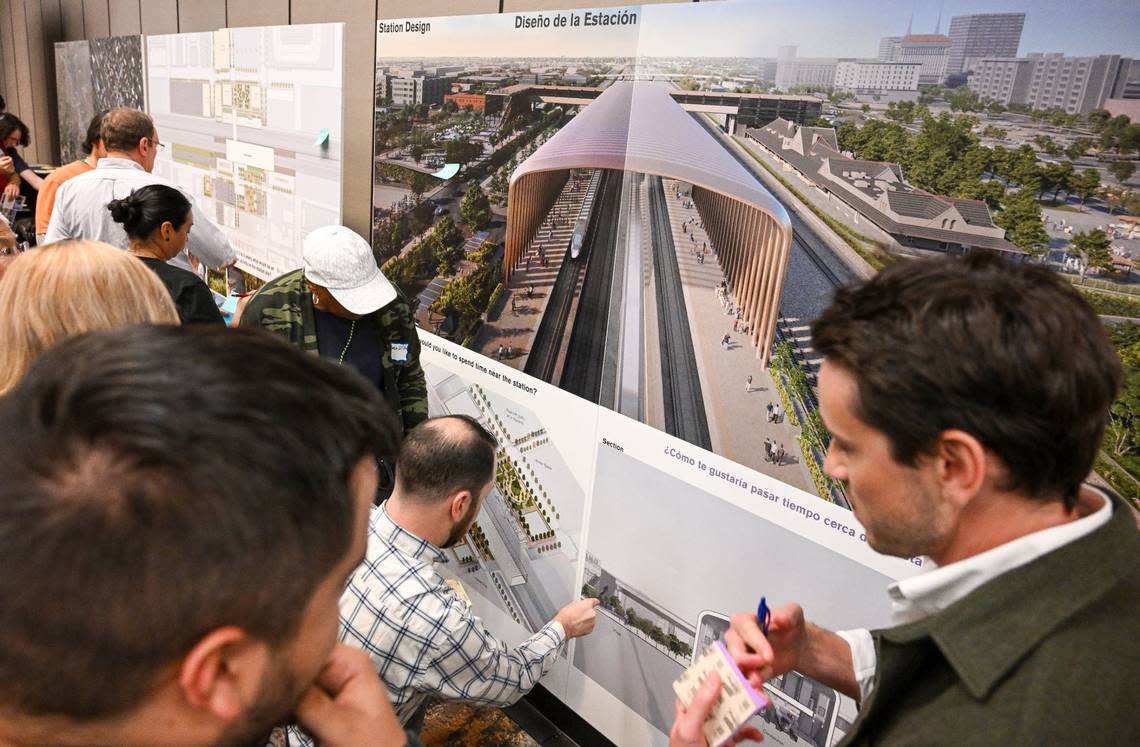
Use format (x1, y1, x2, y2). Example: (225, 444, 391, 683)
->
(555, 597, 600, 638)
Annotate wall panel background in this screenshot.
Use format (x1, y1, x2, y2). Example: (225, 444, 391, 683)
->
(80, 0, 109, 38)
(9, 1, 41, 161)
(108, 0, 142, 36)
(379, 0, 498, 19)
(293, 0, 376, 241)
(60, 0, 85, 40)
(227, 0, 289, 28)
(178, 0, 226, 33)
(139, 0, 178, 35)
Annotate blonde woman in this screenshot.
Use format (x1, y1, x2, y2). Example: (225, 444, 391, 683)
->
(0, 239, 178, 393)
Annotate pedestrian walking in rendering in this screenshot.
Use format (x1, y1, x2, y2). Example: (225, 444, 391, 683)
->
(721, 333, 731, 349)
(527, 285, 534, 299)
(764, 438, 773, 463)
(746, 375, 753, 392)
(496, 344, 504, 361)
(766, 402, 774, 422)
(776, 443, 785, 465)
(773, 402, 783, 423)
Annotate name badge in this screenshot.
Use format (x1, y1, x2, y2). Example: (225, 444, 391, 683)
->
(391, 342, 409, 363)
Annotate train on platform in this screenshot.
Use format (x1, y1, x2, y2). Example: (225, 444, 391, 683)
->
(569, 215, 590, 259)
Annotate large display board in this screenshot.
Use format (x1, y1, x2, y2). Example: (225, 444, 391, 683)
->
(373, 2, 937, 743)
(145, 24, 345, 280)
(419, 329, 917, 747)
(54, 36, 145, 163)
(372, 1, 836, 505)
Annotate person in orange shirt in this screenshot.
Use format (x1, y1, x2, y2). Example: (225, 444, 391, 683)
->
(35, 111, 106, 242)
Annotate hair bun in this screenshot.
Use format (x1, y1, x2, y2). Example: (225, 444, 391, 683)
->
(107, 195, 141, 227)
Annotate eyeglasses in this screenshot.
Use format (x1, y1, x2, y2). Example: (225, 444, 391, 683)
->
(147, 137, 167, 152)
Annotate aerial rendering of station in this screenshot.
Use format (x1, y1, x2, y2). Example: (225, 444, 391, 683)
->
(495, 81, 792, 455)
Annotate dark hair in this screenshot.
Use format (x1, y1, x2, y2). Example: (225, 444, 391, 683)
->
(108, 184, 191, 240)
(99, 107, 154, 154)
(82, 110, 106, 155)
(395, 415, 497, 503)
(0, 113, 30, 147)
(0, 325, 402, 720)
(812, 252, 1122, 507)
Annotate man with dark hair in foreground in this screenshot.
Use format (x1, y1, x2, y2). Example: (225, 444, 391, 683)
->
(0, 326, 415, 747)
(671, 253, 1139, 746)
(291, 415, 599, 741)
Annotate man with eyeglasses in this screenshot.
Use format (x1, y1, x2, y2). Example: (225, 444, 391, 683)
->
(44, 107, 234, 272)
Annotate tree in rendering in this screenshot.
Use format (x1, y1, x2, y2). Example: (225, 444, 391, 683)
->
(1045, 161, 1075, 201)
(995, 189, 1049, 255)
(1072, 169, 1101, 207)
(409, 172, 428, 200)
(1072, 228, 1113, 276)
(445, 139, 483, 169)
(1108, 160, 1136, 185)
(946, 87, 981, 112)
(1087, 109, 1112, 132)
(1066, 138, 1093, 161)
(460, 184, 492, 230)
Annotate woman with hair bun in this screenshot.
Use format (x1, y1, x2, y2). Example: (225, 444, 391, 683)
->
(108, 184, 224, 325)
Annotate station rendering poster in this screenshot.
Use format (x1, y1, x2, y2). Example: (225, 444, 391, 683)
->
(377, 3, 922, 744)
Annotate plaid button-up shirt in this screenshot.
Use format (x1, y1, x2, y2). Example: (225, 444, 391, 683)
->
(296, 503, 566, 742)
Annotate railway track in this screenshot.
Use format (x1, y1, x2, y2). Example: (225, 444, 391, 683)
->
(560, 171, 623, 400)
(646, 175, 712, 450)
(523, 172, 611, 382)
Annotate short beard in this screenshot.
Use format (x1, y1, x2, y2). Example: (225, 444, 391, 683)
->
(214, 656, 305, 747)
(863, 482, 948, 559)
(442, 499, 480, 549)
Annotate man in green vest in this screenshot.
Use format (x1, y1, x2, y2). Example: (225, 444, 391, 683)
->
(670, 252, 1138, 746)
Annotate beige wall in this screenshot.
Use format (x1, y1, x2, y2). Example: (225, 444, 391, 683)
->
(0, 0, 693, 236)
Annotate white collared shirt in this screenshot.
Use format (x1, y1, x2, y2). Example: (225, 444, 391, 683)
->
(43, 157, 234, 271)
(838, 488, 1113, 703)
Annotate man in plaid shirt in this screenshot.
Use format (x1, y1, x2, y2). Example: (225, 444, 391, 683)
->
(333, 415, 599, 730)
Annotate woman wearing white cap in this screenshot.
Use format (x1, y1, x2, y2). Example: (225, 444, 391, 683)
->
(240, 225, 428, 435)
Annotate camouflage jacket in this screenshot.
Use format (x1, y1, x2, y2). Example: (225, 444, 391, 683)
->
(240, 268, 428, 433)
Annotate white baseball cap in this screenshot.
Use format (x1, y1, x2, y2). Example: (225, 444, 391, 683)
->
(302, 225, 397, 315)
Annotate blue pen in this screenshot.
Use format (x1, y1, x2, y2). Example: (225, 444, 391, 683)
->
(757, 597, 771, 636)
